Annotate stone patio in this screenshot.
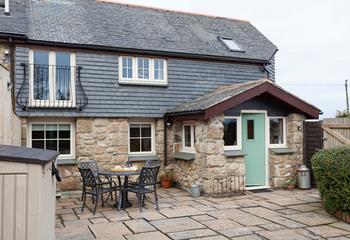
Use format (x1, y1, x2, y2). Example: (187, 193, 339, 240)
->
(56, 188, 350, 240)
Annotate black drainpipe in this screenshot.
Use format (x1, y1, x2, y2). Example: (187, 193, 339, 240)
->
(163, 117, 168, 166)
(9, 37, 16, 113)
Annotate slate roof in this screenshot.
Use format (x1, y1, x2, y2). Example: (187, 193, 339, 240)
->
(1, 0, 277, 62)
(166, 78, 320, 115)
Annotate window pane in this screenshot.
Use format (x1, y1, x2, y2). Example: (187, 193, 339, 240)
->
(130, 124, 140, 137)
(122, 57, 133, 79)
(154, 59, 164, 80)
(141, 124, 151, 137)
(56, 52, 71, 100)
(58, 124, 70, 138)
(32, 124, 44, 139)
(32, 140, 44, 149)
(46, 139, 58, 151)
(138, 58, 149, 79)
(141, 138, 151, 152)
(247, 120, 254, 140)
(270, 118, 284, 144)
(59, 140, 70, 154)
(33, 51, 49, 100)
(184, 125, 192, 147)
(223, 118, 237, 146)
(45, 124, 57, 139)
(130, 139, 140, 152)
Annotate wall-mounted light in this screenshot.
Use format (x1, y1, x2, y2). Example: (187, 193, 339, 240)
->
(166, 120, 172, 128)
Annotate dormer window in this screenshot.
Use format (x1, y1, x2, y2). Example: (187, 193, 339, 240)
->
(119, 56, 167, 86)
(219, 37, 244, 52)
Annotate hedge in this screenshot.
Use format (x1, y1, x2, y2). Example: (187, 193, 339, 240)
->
(312, 146, 350, 216)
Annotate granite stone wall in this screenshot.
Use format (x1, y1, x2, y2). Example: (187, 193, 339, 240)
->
(269, 113, 306, 187)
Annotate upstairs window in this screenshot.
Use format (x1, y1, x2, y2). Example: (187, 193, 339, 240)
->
(119, 56, 167, 85)
(219, 37, 244, 52)
(29, 50, 76, 106)
(223, 116, 241, 150)
(269, 117, 286, 147)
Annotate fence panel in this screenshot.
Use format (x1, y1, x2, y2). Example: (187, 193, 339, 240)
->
(323, 118, 350, 149)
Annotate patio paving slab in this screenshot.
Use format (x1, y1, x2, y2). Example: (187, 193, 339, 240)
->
(229, 213, 272, 226)
(56, 226, 95, 240)
(124, 219, 156, 233)
(201, 218, 243, 230)
(306, 225, 349, 238)
(89, 222, 131, 240)
(189, 235, 229, 240)
(160, 205, 203, 218)
(219, 227, 254, 238)
(125, 231, 170, 240)
(285, 212, 338, 226)
(232, 234, 263, 240)
(167, 228, 218, 240)
(242, 207, 280, 218)
(257, 229, 310, 240)
(150, 217, 205, 233)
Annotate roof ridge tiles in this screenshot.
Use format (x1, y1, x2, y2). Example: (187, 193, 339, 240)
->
(96, 0, 250, 23)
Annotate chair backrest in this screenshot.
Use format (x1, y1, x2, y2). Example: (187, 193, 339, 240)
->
(138, 165, 160, 187)
(80, 160, 99, 176)
(145, 159, 161, 167)
(78, 167, 98, 188)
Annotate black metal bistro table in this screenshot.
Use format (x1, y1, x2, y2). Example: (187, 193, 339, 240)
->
(98, 170, 141, 209)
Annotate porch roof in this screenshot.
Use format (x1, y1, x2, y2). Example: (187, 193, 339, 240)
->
(165, 78, 321, 119)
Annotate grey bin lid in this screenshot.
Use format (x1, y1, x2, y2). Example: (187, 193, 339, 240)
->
(0, 145, 59, 165)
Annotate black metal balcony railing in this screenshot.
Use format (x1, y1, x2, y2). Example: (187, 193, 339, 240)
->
(16, 63, 88, 111)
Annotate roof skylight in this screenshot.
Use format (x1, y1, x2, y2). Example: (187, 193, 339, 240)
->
(219, 37, 244, 52)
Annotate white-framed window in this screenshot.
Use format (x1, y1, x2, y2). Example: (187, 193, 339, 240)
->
(28, 120, 75, 160)
(269, 117, 286, 147)
(119, 56, 167, 85)
(182, 122, 195, 152)
(128, 121, 155, 155)
(223, 116, 241, 150)
(29, 50, 76, 107)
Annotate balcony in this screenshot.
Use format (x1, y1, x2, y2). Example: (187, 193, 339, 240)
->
(16, 63, 88, 111)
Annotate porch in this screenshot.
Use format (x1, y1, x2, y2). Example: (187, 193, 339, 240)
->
(56, 188, 350, 240)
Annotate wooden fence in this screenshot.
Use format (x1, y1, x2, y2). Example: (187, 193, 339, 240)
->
(0, 65, 21, 146)
(323, 118, 350, 149)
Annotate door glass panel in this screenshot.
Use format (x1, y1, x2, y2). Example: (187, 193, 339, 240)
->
(247, 120, 254, 139)
(33, 51, 49, 100)
(56, 52, 71, 100)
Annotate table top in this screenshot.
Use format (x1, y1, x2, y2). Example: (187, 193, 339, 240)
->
(98, 170, 141, 176)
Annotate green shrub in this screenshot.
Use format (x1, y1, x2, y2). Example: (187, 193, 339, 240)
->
(312, 146, 350, 215)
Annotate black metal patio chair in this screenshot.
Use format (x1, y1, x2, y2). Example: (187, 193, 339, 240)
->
(78, 167, 120, 215)
(145, 159, 161, 167)
(120, 164, 160, 212)
(80, 160, 114, 202)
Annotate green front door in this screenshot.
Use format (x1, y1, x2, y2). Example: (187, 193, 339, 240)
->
(242, 113, 266, 187)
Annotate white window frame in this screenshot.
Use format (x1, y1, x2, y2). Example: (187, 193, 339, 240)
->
(182, 122, 195, 153)
(27, 119, 76, 160)
(268, 117, 287, 148)
(118, 56, 167, 86)
(223, 116, 242, 151)
(29, 50, 76, 107)
(128, 121, 155, 155)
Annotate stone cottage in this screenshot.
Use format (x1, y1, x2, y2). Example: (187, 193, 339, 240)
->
(0, 0, 320, 194)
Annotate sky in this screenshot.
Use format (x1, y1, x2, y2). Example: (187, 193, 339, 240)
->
(118, 0, 349, 118)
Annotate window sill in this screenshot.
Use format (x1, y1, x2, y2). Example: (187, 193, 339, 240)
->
(224, 150, 245, 157)
(119, 80, 167, 87)
(128, 155, 160, 162)
(56, 159, 79, 165)
(269, 148, 295, 155)
(174, 152, 195, 161)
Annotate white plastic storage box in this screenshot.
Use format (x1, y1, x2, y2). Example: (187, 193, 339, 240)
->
(0, 145, 59, 240)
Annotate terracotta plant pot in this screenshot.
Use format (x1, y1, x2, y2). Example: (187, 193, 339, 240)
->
(286, 185, 295, 190)
(160, 178, 173, 188)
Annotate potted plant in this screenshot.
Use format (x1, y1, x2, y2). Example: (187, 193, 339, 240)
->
(160, 172, 174, 188)
(284, 178, 297, 190)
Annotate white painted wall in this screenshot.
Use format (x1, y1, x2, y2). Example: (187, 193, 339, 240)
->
(0, 65, 21, 146)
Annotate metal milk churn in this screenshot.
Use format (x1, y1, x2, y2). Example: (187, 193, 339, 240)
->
(297, 164, 311, 189)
